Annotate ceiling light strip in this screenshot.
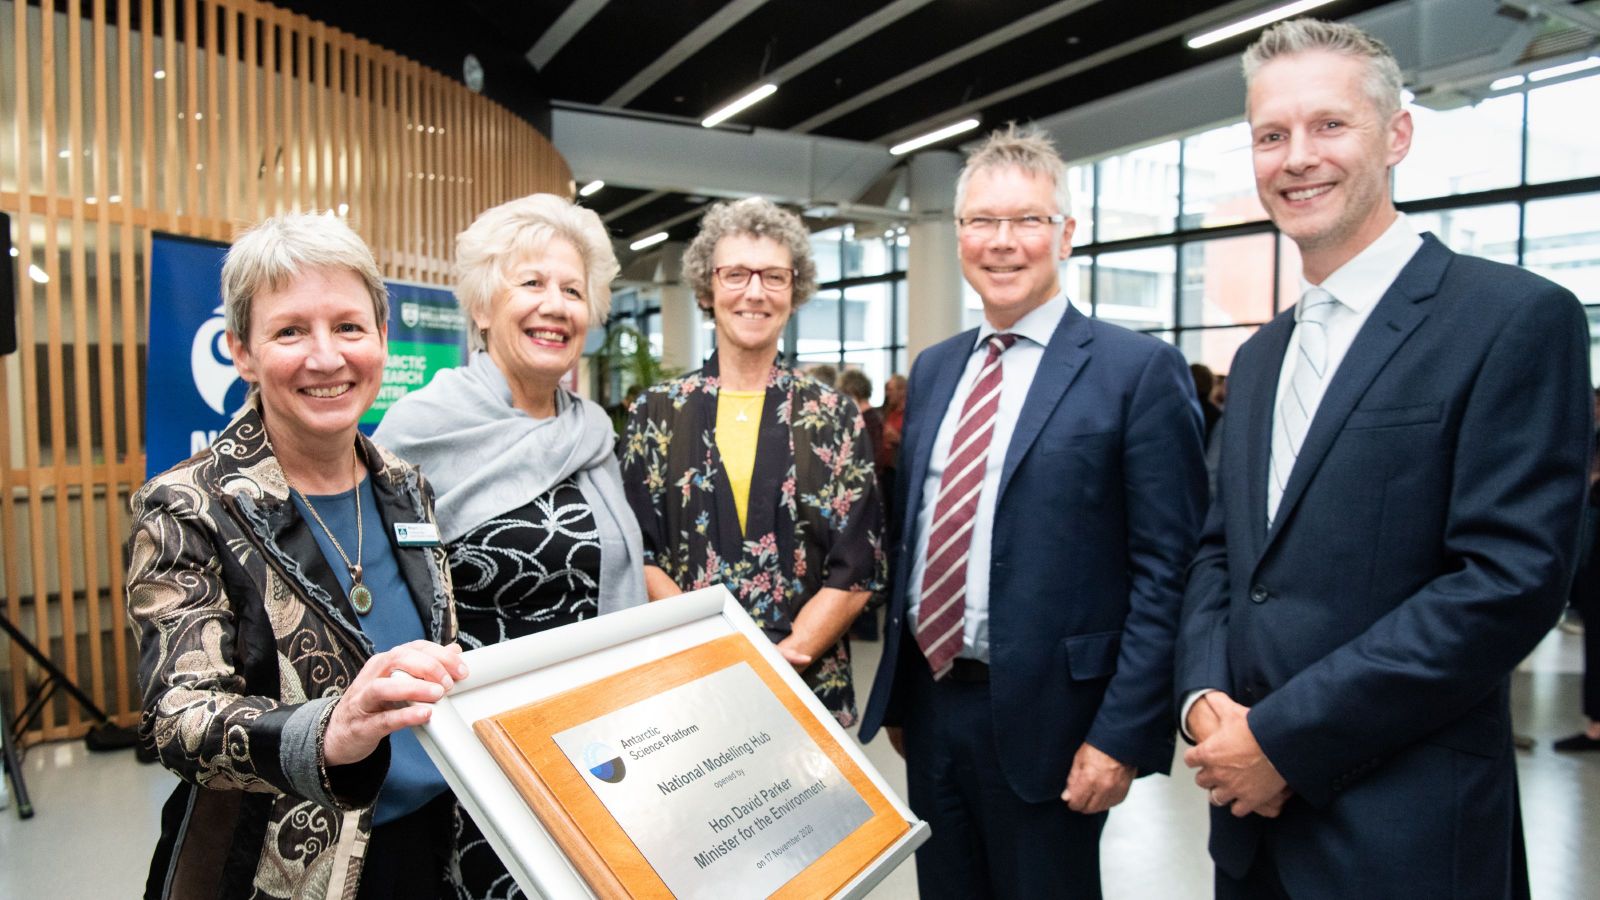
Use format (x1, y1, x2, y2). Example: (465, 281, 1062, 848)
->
(889, 118, 981, 156)
(702, 83, 778, 128)
(1186, 0, 1335, 50)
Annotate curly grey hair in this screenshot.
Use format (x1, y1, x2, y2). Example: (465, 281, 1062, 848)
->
(1243, 19, 1404, 118)
(222, 212, 388, 341)
(455, 193, 619, 351)
(681, 197, 817, 312)
(954, 123, 1072, 220)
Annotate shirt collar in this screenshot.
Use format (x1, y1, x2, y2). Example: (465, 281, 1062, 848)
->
(976, 293, 1068, 351)
(1300, 214, 1423, 315)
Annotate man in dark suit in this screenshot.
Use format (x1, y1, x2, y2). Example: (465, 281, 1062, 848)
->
(858, 125, 1207, 899)
(1177, 19, 1591, 899)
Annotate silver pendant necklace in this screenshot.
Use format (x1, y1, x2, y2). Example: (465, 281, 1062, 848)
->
(292, 448, 373, 615)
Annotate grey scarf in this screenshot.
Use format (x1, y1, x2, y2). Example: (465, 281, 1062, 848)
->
(372, 352, 647, 614)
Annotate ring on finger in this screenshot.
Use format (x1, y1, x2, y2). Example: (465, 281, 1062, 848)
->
(1209, 788, 1227, 807)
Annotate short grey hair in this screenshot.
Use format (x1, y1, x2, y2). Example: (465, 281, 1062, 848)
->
(455, 193, 619, 351)
(222, 212, 387, 341)
(681, 197, 817, 311)
(1243, 19, 1404, 118)
(954, 123, 1073, 219)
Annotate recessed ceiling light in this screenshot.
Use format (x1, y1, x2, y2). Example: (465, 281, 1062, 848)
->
(579, 180, 605, 197)
(630, 232, 669, 251)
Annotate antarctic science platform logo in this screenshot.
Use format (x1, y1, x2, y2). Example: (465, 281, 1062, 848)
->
(582, 742, 627, 784)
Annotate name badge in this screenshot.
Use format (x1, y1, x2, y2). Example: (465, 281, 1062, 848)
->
(394, 522, 442, 546)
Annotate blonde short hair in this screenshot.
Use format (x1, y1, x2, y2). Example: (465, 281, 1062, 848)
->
(681, 197, 817, 310)
(222, 212, 387, 341)
(455, 193, 619, 351)
(954, 123, 1072, 219)
(1243, 19, 1404, 118)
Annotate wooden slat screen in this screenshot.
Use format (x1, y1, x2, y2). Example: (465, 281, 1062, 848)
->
(0, 0, 572, 744)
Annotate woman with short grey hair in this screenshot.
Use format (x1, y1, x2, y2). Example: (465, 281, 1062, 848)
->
(375, 193, 646, 897)
(619, 197, 885, 726)
(129, 211, 467, 899)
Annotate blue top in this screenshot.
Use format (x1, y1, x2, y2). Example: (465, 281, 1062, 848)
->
(292, 475, 449, 826)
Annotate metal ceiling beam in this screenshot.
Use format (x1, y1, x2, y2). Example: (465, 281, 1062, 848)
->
(604, 0, 771, 107)
(876, 0, 1271, 145)
(710, 0, 939, 116)
(554, 106, 895, 206)
(601, 190, 670, 223)
(525, 0, 612, 71)
(790, 0, 1107, 134)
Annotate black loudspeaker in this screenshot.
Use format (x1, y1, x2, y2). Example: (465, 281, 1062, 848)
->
(0, 210, 16, 356)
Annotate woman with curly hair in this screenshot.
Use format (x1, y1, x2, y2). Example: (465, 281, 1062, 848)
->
(619, 197, 886, 725)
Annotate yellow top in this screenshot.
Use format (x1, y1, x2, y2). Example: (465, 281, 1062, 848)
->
(715, 389, 766, 535)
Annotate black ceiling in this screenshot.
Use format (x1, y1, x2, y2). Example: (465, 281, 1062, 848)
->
(276, 0, 1397, 244)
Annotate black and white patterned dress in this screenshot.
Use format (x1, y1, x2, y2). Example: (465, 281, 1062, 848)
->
(450, 476, 599, 900)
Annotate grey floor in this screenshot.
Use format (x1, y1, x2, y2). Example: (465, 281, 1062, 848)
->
(2, 628, 1595, 898)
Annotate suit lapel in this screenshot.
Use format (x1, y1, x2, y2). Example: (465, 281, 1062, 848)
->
(998, 307, 1092, 502)
(1246, 313, 1295, 557)
(1263, 236, 1450, 550)
(900, 334, 975, 556)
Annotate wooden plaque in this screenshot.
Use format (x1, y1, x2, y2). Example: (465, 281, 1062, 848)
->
(473, 632, 908, 899)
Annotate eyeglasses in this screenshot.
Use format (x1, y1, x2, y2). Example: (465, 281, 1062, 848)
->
(713, 266, 796, 291)
(955, 214, 1067, 234)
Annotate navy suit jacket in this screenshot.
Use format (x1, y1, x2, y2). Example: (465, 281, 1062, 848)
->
(1177, 235, 1591, 897)
(860, 303, 1207, 803)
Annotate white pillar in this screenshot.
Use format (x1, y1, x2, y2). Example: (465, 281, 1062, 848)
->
(906, 150, 965, 364)
(654, 241, 700, 373)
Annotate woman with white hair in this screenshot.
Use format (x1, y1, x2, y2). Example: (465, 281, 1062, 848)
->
(618, 197, 885, 726)
(127, 212, 467, 899)
(375, 193, 646, 897)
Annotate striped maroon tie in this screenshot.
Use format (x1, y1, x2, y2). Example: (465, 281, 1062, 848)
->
(916, 332, 1018, 678)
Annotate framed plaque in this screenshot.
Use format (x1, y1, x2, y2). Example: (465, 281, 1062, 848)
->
(414, 585, 929, 899)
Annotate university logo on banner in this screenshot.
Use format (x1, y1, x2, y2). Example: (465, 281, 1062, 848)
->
(145, 233, 466, 479)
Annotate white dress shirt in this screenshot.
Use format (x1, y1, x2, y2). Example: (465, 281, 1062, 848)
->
(907, 294, 1068, 663)
(1182, 214, 1423, 738)
(1266, 214, 1424, 523)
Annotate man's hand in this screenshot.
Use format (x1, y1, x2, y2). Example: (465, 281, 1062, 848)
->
(1060, 742, 1136, 814)
(1186, 691, 1224, 743)
(1184, 692, 1290, 818)
(885, 725, 906, 759)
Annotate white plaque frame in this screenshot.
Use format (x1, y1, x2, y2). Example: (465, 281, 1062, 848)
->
(413, 584, 930, 899)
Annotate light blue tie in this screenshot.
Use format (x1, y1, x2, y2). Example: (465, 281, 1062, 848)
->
(1268, 288, 1341, 524)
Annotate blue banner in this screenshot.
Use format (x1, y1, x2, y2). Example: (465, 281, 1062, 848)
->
(146, 233, 466, 479)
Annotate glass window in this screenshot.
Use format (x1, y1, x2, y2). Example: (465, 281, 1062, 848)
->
(1525, 193, 1600, 302)
(1180, 234, 1276, 328)
(844, 233, 895, 279)
(842, 282, 891, 348)
(1096, 141, 1180, 241)
(1394, 94, 1522, 202)
(1063, 256, 1093, 315)
(1527, 73, 1600, 185)
(1095, 246, 1175, 331)
(793, 290, 842, 357)
(1408, 203, 1519, 264)
(1181, 122, 1266, 228)
(1067, 163, 1095, 245)
(1180, 326, 1259, 375)
(810, 227, 843, 283)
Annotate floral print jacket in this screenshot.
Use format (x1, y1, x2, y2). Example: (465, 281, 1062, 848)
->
(619, 354, 886, 724)
(126, 401, 456, 899)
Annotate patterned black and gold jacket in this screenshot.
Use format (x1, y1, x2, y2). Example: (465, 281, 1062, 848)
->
(126, 401, 457, 900)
